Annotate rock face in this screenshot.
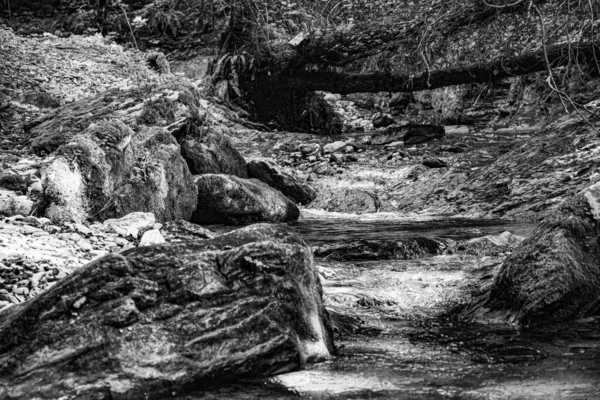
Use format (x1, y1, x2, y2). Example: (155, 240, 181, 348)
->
(42, 124, 197, 223)
(248, 158, 317, 205)
(469, 184, 600, 324)
(193, 174, 300, 225)
(179, 125, 248, 177)
(371, 124, 445, 145)
(0, 224, 335, 400)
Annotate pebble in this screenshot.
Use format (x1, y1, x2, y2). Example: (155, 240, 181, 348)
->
(77, 239, 93, 252)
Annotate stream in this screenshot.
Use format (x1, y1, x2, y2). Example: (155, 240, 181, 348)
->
(192, 212, 600, 399)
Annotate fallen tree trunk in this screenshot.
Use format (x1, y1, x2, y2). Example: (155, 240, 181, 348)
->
(257, 41, 600, 94)
(288, 0, 550, 67)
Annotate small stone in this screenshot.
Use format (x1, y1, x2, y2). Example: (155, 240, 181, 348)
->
(139, 229, 166, 246)
(298, 143, 321, 156)
(73, 297, 87, 309)
(323, 141, 347, 154)
(152, 223, 163, 230)
(115, 237, 129, 246)
(13, 287, 29, 296)
(20, 225, 45, 235)
(22, 216, 40, 225)
(103, 212, 156, 238)
(77, 239, 93, 252)
(74, 223, 92, 237)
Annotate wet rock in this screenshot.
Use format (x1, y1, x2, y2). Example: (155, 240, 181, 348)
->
(179, 127, 248, 178)
(469, 183, 600, 324)
(0, 224, 334, 399)
(193, 174, 300, 225)
(161, 220, 215, 242)
(422, 157, 448, 168)
(103, 212, 156, 238)
(372, 113, 396, 128)
(323, 141, 347, 154)
(314, 238, 445, 261)
(248, 159, 317, 205)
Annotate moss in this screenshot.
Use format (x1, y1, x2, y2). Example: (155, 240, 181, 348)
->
(137, 97, 177, 126)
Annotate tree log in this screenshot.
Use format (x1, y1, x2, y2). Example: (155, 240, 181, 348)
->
(260, 41, 599, 94)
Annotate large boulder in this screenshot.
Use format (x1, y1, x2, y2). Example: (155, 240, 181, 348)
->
(469, 183, 600, 324)
(0, 224, 335, 399)
(42, 123, 197, 223)
(179, 123, 248, 177)
(248, 158, 317, 205)
(26, 79, 204, 223)
(193, 174, 300, 225)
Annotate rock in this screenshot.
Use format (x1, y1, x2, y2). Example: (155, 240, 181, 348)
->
(372, 124, 445, 146)
(452, 231, 524, 256)
(179, 127, 248, 178)
(0, 191, 33, 217)
(314, 238, 445, 261)
(468, 183, 600, 324)
(312, 163, 336, 176)
(372, 113, 396, 128)
(247, 159, 317, 205)
(389, 92, 414, 109)
(73, 223, 91, 237)
(323, 141, 347, 154)
(193, 174, 300, 225)
(384, 141, 404, 150)
(139, 229, 166, 246)
(28, 80, 202, 223)
(422, 157, 448, 168)
(403, 124, 446, 145)
(103, 212, 156, 238)
(0, 173, 29, 192)
(0, 224, 334, 399)
(161, 220, 215, 242)
(42, 124, 197, 224)
(298, 143, 321, 157)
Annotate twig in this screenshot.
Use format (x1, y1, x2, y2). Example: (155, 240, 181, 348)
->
(117, 1, 138, 50)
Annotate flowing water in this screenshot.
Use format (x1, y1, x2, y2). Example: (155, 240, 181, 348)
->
(192, 212, 600, 399)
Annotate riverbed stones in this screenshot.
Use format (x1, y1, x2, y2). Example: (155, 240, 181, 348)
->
(193, 174, 300, 225)
(469, 183, 600, 324)
(0, 223, 335, 400)
(371, 124, 445, 146)
(314, 238, 446, 261)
